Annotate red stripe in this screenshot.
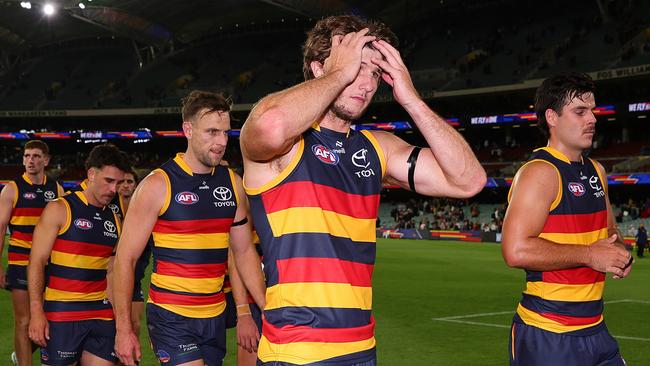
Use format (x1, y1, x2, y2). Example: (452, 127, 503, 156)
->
(8, 253, 29, 262)
(542, 210, 608, 233)
(47, 276, 107, 293)
(155, 260, 226, 279)
(46, 309, 114, 322)
(277, 258, 373, 286)
(52, 239, 114, 257)
(261, 181, 379, 219)
(10, 231, 33, 241)
(542, 267, 605, 285)
(149, 288, 225, 306)
(153, 218, 233, 234)
(12, 207, 44, 216)
(262, 316, 375, 344)
(538, 312, 602, 326)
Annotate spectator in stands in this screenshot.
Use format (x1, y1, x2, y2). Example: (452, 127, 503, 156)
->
(636, 224, 648, 258)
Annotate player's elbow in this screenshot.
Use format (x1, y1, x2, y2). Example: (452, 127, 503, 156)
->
(242, 105, 293, 160)
(501, 240, 526, 269)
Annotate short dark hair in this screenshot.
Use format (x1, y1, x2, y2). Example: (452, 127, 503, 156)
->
(303, 15, 398, 81)
(24, 140, 49, 155)
(535, 72, 596, 138)
(181, 90, 232, 123)
(84, 144, 131, 172)
(125, 168, 139, 183)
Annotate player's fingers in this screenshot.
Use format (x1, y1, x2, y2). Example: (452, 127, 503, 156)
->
(331, 34, 343, 47)
(340, 31, 354, 45)
(45, 323, 50, 340)
(350, 28, 370, 44)
(375, 39, 405, 67)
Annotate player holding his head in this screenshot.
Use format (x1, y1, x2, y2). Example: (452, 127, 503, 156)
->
(240, 15, 485, 365)
(502, 72, 632, 366)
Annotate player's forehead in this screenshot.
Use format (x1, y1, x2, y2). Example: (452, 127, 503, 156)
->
(564, 92, 595, 110)
(196, 109, 231, 129)
(24, 148, 45, 156)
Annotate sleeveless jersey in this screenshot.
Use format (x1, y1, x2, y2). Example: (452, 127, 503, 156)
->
(70, 180, 125, 221)
(148, 154, 239, 318)
(510, 147, 609, 334)
(44, 191, 120, 322)
(8, 173, 60, 266)
(246, 126, 385, 365)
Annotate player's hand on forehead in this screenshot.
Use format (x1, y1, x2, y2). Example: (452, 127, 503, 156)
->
(322, 28, 376, 84)
(370, 39, 420, 107)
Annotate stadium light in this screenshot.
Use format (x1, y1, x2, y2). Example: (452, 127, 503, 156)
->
(20, 2, 32, 9)
(43, 3, 55, 16)
(78, 3, 85, 9)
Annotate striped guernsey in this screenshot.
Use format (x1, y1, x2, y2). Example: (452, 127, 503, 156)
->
(246, 125, 385, 365)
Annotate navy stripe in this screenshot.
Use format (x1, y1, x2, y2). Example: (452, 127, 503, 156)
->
(512, 313, 606, 336)
(44, 300, 111, 312)
(153, 247, 228, 265)
(9, 226, 36, 234)
(525, 269, 542, 282)
(520, 293, 604, 317)
(47, 263, 106, 281)
(7, 246, 30, 255)
(264, 307, 371, 329)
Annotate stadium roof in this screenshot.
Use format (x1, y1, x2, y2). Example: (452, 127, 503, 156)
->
(0, 0, 507, 51)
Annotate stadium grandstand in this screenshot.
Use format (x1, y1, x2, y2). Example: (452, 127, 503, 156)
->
(0, 0, 649, 365)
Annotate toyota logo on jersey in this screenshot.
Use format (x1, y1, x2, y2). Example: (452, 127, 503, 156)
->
(312, 144, 339, 165)
(175, 191, 199, 205)
(568, 182, 586, 197)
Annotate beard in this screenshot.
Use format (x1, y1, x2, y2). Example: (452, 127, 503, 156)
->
(330, 100, 366, 123)
(195, 147, 223, 168)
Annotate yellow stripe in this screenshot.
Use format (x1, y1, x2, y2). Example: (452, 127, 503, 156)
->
(50, 251, 110, 270)
(9, 181, 18, 208)
(9, 216, 40, 226)
(539, 228, 608, 245)
(44, 288, 106, 302)
(228, 168, 240, 207)
(523, 281, 604, 302)
(266, 207, 376, 242)
(265, 282, 372, 310)
(9, 238, 31, 249)
(151, 273, 224, 294)
(155, 169, 172, 216)
(148, 301, 226, 319)
(511, 324, 516, 360)
(516, 303, 603, 333)
(360, 130, 386, 179)
(75, 191, 89, 205)
(8, 260, 28, 266)
(173, 153, 193, 176)
(534, 146, 572, 164)
(258, 336, 376, 365)
(244, 138, 305, 195)
(152, 232, 230, 249)
(58, 198, 72, 236)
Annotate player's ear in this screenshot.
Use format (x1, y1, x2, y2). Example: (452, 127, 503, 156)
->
(310, 61, 325, 78)
(545, 108, 558, 128)
(182, 120, 193, 139)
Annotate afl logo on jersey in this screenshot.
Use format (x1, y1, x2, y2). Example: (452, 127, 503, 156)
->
(175, 191, 199, 205)
(23, 192, 37, 200)
(74, 218, 93, 230)
(568, 182, 586, 197)
(312, 144, 339, 165)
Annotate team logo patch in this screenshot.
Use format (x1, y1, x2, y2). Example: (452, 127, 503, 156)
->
(104, 220, 116, 233)
(74, 218, 93, 230)
(352, 148, 370, 168)
(312, 144, 339, 165)
(568, 182, 586, 197)
(175, 191, 199, 205)
(40, 349, 49, 361)
(44, 190, 56, 200)
(156, 350, 171, 363)
(213, 186, 232, 201)
(23, 192, 37, 200)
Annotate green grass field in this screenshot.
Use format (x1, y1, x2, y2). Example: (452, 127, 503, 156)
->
(1, 239, 649, 365)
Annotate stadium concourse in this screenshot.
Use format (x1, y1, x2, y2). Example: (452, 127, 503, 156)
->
(1, 0, 650, 365)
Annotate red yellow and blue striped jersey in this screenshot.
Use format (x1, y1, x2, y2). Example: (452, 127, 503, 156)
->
(44, 191, 120, 322)
(510, 146, 609, 335)
(8, 173, 60, 266)
(148, 154, 239, 318)
(70, 179, 125, 221)
(245, 125, 385, 365)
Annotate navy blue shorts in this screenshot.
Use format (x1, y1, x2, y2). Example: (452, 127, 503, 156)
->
(40, 319, 117, 365)
(147, 303, 226, 366)
(509, 321, 626, 366)
(5, 264, 28, 291)
(132, 281, 144, 302)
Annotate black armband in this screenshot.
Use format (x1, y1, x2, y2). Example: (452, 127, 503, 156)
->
(231, 217, 249, 227)
(407, 147, 422, 192)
